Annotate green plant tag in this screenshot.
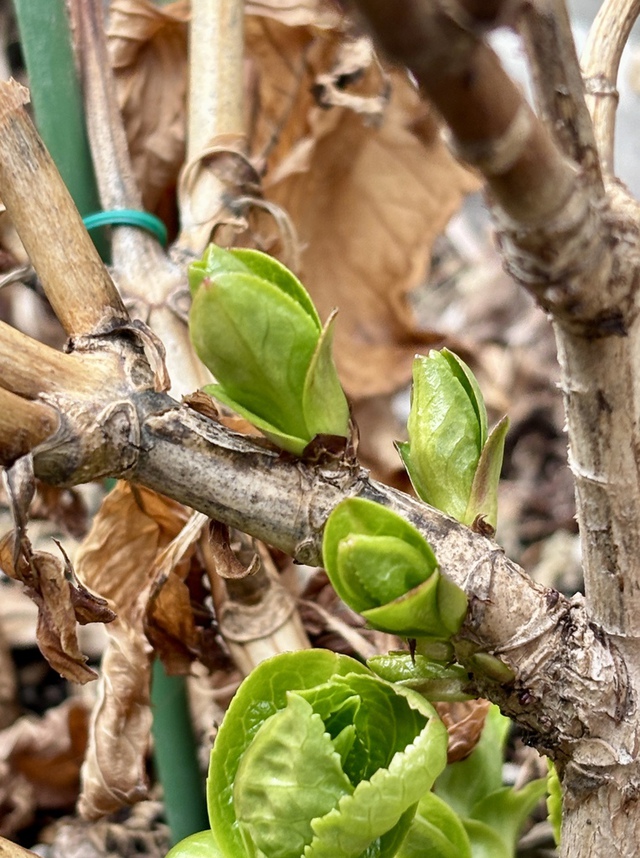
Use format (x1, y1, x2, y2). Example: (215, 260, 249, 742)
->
(189, 245, 350, 454)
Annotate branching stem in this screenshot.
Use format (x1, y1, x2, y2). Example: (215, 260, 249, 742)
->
(582, 0, 640, 175)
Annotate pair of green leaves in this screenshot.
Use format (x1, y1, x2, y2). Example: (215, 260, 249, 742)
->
(167, 649, 448, 858)
(189, 245, 350, 455)
(398, 350, 508, 529)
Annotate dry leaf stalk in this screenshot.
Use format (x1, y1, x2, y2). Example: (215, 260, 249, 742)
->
(202, 531, 310, 675)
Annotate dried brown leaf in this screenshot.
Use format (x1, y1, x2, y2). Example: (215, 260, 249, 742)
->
(75, 483, 208, 817)
(77, 622, 153, 819)
(107, 0, 189, 217)
(0, 837, 40, 857)
(0, 699, 89, 836)
(245, 0, 343, 29)
(435, 698, 492, 764)
(0, 534, 107, 684)
(0, 459, 113, 683)
(144, 510, 209, 674)
(266, 80, 477, 398)
(241, 16, 479, 398)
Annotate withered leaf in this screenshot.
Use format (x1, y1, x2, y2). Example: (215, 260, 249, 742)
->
(243, 17, 479, 398)
(0, 700, 90, 839)
(77, 624, 153, 819)
(108, 0, 189, 217)
(435, 698, 492, 764)
(245, 0, 343, 29)
(0, 533, 107, 685)
(75, 483, 208, 818)
(265, 75, 478, 398)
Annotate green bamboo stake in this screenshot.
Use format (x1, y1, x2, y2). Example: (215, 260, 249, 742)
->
(13, 0, 109, 259)
(151, 660, 209, 844)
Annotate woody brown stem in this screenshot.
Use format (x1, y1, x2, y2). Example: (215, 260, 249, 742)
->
(581, 0, 640, 176)
(0, 321, 111, 398)
(0, 80, 128, 336)
(519, 0, 603, 190)
(349, 0, 577, 225)
(0, 387, 59, 464)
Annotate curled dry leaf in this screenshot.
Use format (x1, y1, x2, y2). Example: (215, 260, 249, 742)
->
(0, 459, 114, 684)
(107, 0, 189, 218)
(0, 699, 90, 836)
(74, 482, 208, 818)
(434, 698, 492, 764)
(245, 0, 343, 29)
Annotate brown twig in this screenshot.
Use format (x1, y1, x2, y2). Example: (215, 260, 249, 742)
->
(0, 321, 111, 397)
(0, 80, 128, 337)
(518, 0, 603, 191)
(349, 0, 577, 225)
(70, 0, 211, 398)
(0, 386, 59, 464)
(581, 0, 640, 176)
(176, 0, 247, 255)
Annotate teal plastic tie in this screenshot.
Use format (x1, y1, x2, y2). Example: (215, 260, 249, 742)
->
(83, 210, 168, 247)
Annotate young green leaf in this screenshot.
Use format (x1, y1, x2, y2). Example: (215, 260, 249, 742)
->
(464, 416, 509, 529)
(234, 693, 354, 858)
(208, 650, 369, 858)
(399, 350, 483, 522)
(367, 653, 472, 702)
(547, 760, 562, 846)
(323, 498, 467, 639)
(398, 350, 507, 528)
(188, 244, 349, 455)
(396, 792, 472, 858)
(165, 830, 224, 858)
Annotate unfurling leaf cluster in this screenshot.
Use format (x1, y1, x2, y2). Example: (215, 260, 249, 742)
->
(189, 245, 350, 455)
(167, 649, 448, 858)
(322, 498, 467, 641)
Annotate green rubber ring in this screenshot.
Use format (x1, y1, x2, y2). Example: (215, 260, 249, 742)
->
(83, 210, 168, 247)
